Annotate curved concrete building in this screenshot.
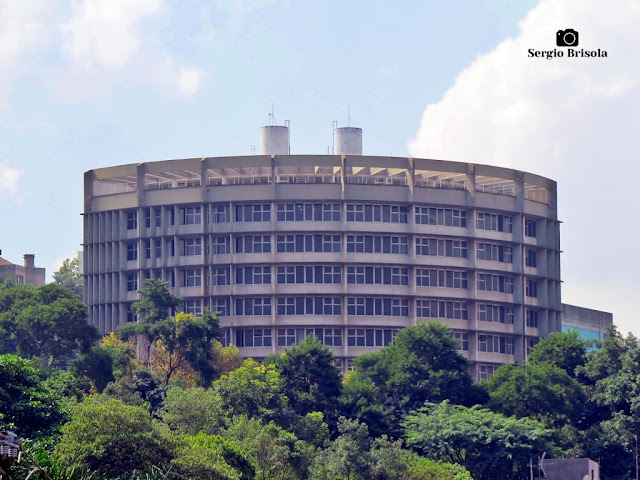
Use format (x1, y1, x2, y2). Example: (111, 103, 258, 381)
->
(83, 154, 560, 378)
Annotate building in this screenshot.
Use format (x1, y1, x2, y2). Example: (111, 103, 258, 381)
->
(561, 303, 613, 342)
(0, 253, 46, 287)
(83, 126, 561, 376)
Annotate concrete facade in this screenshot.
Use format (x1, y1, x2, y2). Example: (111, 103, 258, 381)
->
(561, 303, 613, 342)
(0, 254, 46, 287)
(83, 154, 561, 375)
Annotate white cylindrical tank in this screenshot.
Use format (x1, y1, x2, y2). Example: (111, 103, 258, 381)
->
(260, 126, 289, 155)
(334, 127, 362, 155)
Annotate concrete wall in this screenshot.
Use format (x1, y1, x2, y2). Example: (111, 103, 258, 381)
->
(562, 303, 613, 341)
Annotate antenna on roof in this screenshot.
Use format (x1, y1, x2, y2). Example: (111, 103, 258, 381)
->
(347, 106, 353, 127)
(269, 104, 278, 126)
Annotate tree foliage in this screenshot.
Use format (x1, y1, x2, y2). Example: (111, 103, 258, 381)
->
(343, 322, 487, 437)
(275, 335, 342, 427)
(54, 397, 173, 478)
(0, 283, 99, 367)
(403, 401, 554, 480)
(527, 330, 589, 378)
(52, 257, 83, 298)
(0, 354, 67, 439)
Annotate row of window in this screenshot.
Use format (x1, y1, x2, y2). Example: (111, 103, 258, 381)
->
(122, 205, 540, 238)
(125, 268, 540, 298)
(126, 236, 539, 265)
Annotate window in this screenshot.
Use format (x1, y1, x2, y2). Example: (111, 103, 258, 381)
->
(476, 212, 513, 232)
(236, 328, 272, 347)
(416, 269, 468, 289)
(527, 338, 539, 356)
(211, 204, 230, 223)
(478, 335, 514, 354)
(167, 208, 175, 226)
(235, 297, 272, 315)
(236, 266, 272, 285)
(127, 273, 138, 292)
(415, 207, 466, 227)
(182, 206, 202, 225)
(15, 275, 24, 284)
(155, 239, 162, 258)
(346, 266, 408, 285)
(415, 237, 467, 258)
(347, 328, 397, 347)
(477, 364, 498, 381)
(452, 332, 469, 351)
(346, 235, 409, 254)
(212, 236, 230, 254)
(477, 243, 513, 263)
(277, 203, 341, 221)
(126, 210, 137, 230)
(526, 309, 539, 328)
(211, 297, 230, 316)
(525, 249, 537, 267)
(276, 234, 341, 253)
(184, 299, 202, 316)
(416, 299, 468, 320)
(212, 266, 230, 286)
(346, 204, 409, 223)
(154, 208, 161, 227)
(127, 242, 138, 261)
(235, 204, 271, 222)
(183, 269, 202, 287)
(183, 238, 202, 256)
(219, 329, 231, 347)
(477, 304, 514, 324)
(145, 208, 151, 228)
(310, 328, 342, 347)
(276, 265, 341, 284)
(525, 219, 537, 237)
(235, 235, 271, 253)
(276, 297, 342, 315)
(145, 240, 151, 259)
(347, 297, 409, 316)
(127, 306, 137, 323)
(477, 273, 514, 293)
(278, 328, 298, 347)
(526, 279, 538, 298)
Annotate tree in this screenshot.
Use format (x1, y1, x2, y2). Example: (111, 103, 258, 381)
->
(148, 310, 222, 386)
(52, 257, 83, 298)
(0, 283, 99, 367)
(484, 362, 586, 428)
(118, 279, 182, 365)
(403, 401, 554, 480)
(527, 330, 589, 378)
(73, 344, 115, 393)
(342, 322, 487, 437)
(54, 397, 173, 478)
(224, 415, 311, 480)
(275, 335, 342, 428)
(161, 386, 225, 435)
(103, 369, 167, 415)
(0, 354, 67, 439)
(214, 359, 287, 422)
(404, 456, 473, 480)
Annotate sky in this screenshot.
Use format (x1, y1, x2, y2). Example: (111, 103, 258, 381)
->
(0, 0, 638, 334)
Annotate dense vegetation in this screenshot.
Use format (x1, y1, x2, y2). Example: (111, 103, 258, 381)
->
(0, 276, 637, 479)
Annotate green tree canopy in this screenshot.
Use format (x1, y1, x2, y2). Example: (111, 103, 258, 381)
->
(54, 397, 173, 478)
(403, 401, 554, 480)
(52, 257, 83, 298)
(343, 322, 487, 437)
(0, 283, 99, 367)
(118, 279, 183, 365)
(0, 354, 67, 439)
(484, 362, 586, 428)
(275, 335, 342, 428)
(527, 330, 589, 378)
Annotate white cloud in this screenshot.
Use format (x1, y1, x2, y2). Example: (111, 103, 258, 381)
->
(408, 0, 640, 333)
(61, 0, 164, 69)
(177, 67, 206, 96)
(0, 160, 25, 205)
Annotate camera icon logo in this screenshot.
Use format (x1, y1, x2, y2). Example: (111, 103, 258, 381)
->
(557, 29, 579, 47)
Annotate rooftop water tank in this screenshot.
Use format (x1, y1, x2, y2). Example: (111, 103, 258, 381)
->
(334, 127, 362, 155)
(260, 125, 289, 155)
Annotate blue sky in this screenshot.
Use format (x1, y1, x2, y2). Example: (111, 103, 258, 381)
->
(1, 0, 638, 334)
